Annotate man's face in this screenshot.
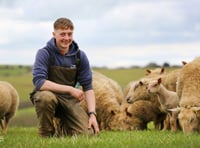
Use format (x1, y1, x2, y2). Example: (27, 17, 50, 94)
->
(53, 28, 73, 51)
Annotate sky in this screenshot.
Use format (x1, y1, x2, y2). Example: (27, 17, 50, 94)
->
(0, 0, 200, 68)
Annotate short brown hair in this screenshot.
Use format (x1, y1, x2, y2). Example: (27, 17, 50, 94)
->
(53, 17, 74, 30)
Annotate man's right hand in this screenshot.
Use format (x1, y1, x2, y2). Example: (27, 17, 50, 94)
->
(69, 87, 85, 101)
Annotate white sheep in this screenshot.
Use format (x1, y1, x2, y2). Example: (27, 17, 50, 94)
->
(173, 57, 200, 133)
(80, 71, 131, 131)
(0, 81, 19, 134)
(147, 77, 180, 131)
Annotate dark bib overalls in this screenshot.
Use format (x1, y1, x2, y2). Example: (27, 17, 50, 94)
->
(30, 51, 93, 137)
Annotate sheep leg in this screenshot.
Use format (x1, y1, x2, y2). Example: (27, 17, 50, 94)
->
(1, 115, 12, 134)
(170, 111, 179, 132)
(0, 117, 6, 134)
(162, 113, 170, 131)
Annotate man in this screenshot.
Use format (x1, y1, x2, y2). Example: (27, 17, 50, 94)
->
(30, 17, 99, 137)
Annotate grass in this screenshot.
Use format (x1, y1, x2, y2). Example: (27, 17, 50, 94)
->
(0, 127, 200, 148)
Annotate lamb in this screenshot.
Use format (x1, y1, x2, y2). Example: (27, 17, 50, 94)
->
(80, 71, 131, 131)
(0, 81, 20, 134)
(172, 57, 200, 133)
(147, 77, 180, 131)
(125, 100, 166, 130)
(147, 77, 179, 110)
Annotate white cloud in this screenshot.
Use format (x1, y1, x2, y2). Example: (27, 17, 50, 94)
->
(86, 42, 200, 68)
(0, 0, 200, 68)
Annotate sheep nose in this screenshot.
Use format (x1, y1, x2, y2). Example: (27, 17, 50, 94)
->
(127, 97, 133, 103)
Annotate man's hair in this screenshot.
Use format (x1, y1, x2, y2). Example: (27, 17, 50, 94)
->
(53, 17, 74, 30)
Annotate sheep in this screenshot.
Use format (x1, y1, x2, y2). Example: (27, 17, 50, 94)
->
(176, 107, 200, 134)
(125, 79, 159, 105)
(172, 57, 200, 133)
(160, 68, 181, 92)
(147, 77, 179, 110)
(147, 77, 180, 131)
(0, 81, 19, 134)
(80, 71, 132, 131)
(125, 78, 166, 130)
(125, 100, 166, 130)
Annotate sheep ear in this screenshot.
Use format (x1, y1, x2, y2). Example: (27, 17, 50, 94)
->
(161, 68, 165, 74)
(158, 78, 162, 84)
(125, 107, 132, 117)
(182, 61, 187, 65)
(168, 107, 181, 112)
(146, 69, 151, 75)
(111, 110, 116, 115)
(191, 107, 200, 111)
(139, 81, 143, 86)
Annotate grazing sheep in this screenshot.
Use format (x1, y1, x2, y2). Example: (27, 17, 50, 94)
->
(147, 77, 180, 131)
(176, 107, 200, 133)
(125, 100, 166, 130)
(80, 71, 131, 131)
(0, 81, 19, 134)
(174, 57, 200, 133)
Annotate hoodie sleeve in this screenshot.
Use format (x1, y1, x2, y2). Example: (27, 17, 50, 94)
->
(32, 48, 49, 90)
(77, 50, 93, 91)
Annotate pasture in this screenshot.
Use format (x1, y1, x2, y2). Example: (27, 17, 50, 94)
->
(0, 65, 200, 147)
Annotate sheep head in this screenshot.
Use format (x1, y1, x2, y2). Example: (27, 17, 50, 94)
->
(147, 77, 162, 94)
(170, 106, 200, 134)
(126, 79, 151, 104)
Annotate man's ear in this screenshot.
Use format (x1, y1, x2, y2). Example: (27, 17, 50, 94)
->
(52, 32, 55, 37)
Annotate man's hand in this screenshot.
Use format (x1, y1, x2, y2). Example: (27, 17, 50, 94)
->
(88, 114, 99, 134)
(70, 87, 85, 101)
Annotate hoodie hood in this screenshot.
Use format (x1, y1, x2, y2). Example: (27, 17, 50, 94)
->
(46, 38, 79, 56)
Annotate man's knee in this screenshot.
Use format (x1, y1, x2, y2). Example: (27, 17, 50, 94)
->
(34, 91, 58, 108)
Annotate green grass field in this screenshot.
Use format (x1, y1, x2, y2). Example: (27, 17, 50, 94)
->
(1, 127, 200, 148)
(1, 65, 200, 148)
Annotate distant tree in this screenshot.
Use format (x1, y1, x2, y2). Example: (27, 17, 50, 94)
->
(163, 62, 170, 67)
(145, 62, 160, 68)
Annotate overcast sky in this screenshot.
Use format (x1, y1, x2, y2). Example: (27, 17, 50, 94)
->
(0, 0, 200, 68)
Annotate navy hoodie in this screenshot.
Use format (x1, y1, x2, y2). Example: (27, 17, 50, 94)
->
(32, 38, 93, 91)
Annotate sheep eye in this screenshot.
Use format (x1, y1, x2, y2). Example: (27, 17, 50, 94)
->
(189, 117, 194, 123)
(134, 84, 139, 91)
